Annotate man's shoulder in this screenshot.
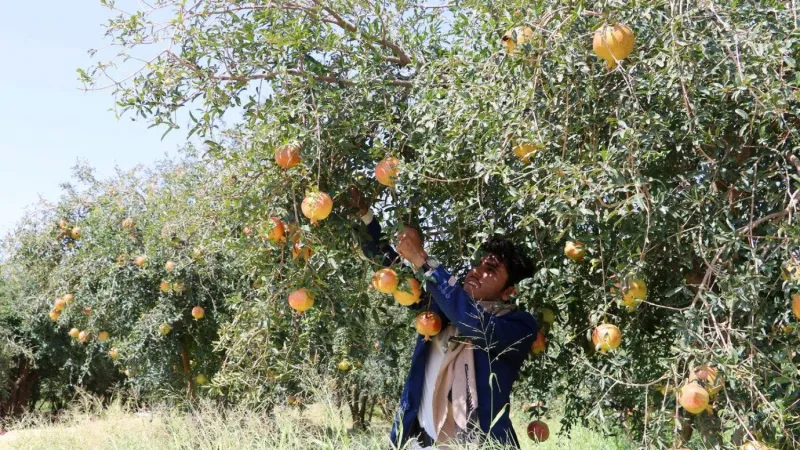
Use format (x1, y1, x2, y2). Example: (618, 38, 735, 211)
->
(501, 309, 538, 329)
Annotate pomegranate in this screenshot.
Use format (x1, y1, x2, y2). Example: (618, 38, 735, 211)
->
(501, 26, 534, 55)
(513, 142, 540, 163)
(159, 323, 172, 336)
(264, 217, 285, 244)
(63, 293, 74, 304)
(159, 280, 172, 293)
(337, 359, 352, 372)
(292, 242, 312, 261)
(195, 374, 208, 385)
(592, 324, 622, 353)
(792, 292, 800, 320)
(564, 241, 585, 262)
(68, 328, 80, 339)
(688, 365, 723, 398)
(530, 331, 546, 355)
(415, 311, 442, 341)
(301, 192, 333, 225)
(394, 278, 422, 306)
(678, 381, 709, 414)
(526, 420, 549, 442)
(70, 227, 82, 240)
(612, 278, 647, 311)
(53, 298, 67, 312)
(83, 306, 92, 316)
(288, 288, 314, 313)
(165, 260, 176, 273)
(78, 331, 90, 344)
(172, 281, 185, 295)
(191, 306, 205, 320)
(98, 331, 110, 342)
(372, 268, 399, 294)
(121, 218, 135, 229)
(274, 143, 301, 169)
(134, 255, 147, 267)
(108, 348, 119, 360)
(375, 157, 400, 187)
(540, 308, 555, 325)
(48, 310, 60, 321)
(781, 259, 800, 281)
(58, 219, 69, 230)
(593, 23, 635, 69)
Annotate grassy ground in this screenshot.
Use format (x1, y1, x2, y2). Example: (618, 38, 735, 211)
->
(0, 392, 632, 449)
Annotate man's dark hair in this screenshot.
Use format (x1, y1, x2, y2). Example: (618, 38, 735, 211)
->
(480, 236, 535, 288)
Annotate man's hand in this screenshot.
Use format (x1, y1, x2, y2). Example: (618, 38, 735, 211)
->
(396, 226, 428, 268)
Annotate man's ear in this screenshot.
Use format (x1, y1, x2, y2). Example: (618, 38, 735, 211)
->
(501, 286, 517, 302)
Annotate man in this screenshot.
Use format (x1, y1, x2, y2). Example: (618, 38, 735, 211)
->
(352, 190, 538, 449)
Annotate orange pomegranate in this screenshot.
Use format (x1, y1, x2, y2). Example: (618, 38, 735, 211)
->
(191, 306, 205, 320)
(78, 331, 90, 344)
(159, 280, 172, 293)
(108, 348, 119, 360)
(593, 23, 635, 69)
(264, 217, 285, 244)
(564, 241, 585, 262)
(372, 268, 399, 294)
(678, 381, 709, 414)
(526, 420, 549, 442)
(134, 255, 147, 267)
(792, 292, 800, 320)
(68, 328, 80, 339)
(301, 192, 333, 225)
(291, 242, 313, 261)
(592, 324, 622, 353)
(62, 293, 74, 304)
(415, 311, 442, 341)
(165, 260, 176, 273)
(530, 331, 546, 355)
(53, 298, 67, 312)
(98, 331, 110, 342)
(48, 310, 60, 321)
(394, 278, 422, 306)
(121, 218, 135, 229)
(688, 365, 723, 398)
(288, 288, 315, 313)
(83, 306, 92, 316)
(375, 157, 400, 187)
(274, 143, 301, 169)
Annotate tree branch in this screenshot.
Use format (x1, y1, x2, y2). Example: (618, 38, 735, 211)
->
(313, 1, 413, 66)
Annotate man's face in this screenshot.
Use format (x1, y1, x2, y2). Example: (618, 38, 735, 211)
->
(463, 254, 513, 301)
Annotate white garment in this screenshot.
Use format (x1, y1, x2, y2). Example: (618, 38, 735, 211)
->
(418, 325, 455, 442)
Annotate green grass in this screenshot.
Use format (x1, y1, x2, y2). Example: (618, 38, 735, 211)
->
(0, 386, 632, 449)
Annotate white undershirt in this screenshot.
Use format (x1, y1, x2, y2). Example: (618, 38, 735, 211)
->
(417, 325, 455, 443)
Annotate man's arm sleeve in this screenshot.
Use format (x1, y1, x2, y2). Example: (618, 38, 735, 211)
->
(424, 266, 538, 355)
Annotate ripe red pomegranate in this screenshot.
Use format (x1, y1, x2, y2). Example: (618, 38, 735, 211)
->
(530, 331, 546, 355)
(288, 288, 314, 313)
(679, 381, 709, 414)
(592, 323, 622, 353)
(372, 268, 399, 294)
(375, 157, 400, 187)
(301, 192, 333, 225)
(526, 420, 549, 442)
(274, 143, 301, 169)
(264, 217, 285, 244)
(191, 306, 205, 320)
(415, 311, 442, 341)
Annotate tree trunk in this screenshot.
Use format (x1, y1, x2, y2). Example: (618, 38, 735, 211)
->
(181, 341, 194, 400)
(0, 359, 39, 419)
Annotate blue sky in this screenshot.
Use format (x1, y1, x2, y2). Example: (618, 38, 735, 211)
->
(0, 1, 185, 237)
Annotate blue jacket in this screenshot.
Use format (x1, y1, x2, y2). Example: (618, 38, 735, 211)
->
(360, 217, 538, 448)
